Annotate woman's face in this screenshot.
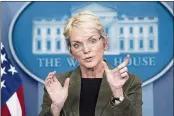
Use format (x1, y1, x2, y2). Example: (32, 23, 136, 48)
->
(70, 26, 108, 69)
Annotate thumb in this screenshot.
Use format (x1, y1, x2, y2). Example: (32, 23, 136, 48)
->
(63, 78, 70, 90)
(102, 61, 110, 73)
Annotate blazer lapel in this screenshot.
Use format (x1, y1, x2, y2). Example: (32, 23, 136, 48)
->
(95, 62, 114, 116)
(65, 66, 81, 116)
(95, 71, 113, 116)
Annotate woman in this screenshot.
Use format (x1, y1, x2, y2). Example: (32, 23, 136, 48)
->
(39, 11, 142, 116)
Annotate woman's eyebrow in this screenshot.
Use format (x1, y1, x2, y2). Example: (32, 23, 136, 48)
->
(71, 40, 81, 43)
(71, 35, 96, 43)
(87, 35, 96, 39)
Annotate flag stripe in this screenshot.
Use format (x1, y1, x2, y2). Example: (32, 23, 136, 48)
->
(17, 85, 26, 116)
(1, 104, 11, 116)
(6, 92, 22, 116)
(1, 42, 26, 116)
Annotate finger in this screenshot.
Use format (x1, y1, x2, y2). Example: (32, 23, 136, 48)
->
(52, 76, 56, 82)
(49, 77, 54, 84)
(50, 73, 57, 84)
(63, 78, 70, 90)
(119, 67, 128, 74)
(117, 55, 130, 69)
(48, 75, 54, 79)
(53, 71, 56, 76)
(102, 61, 110, 73)
(123, 74, 129, 81)
(45, 76, 53, 84)
(48, 72, 55, 76)
(45, 72, 55, 81)
(121, 72, 128, 78)
(45, 79, 51, 87)
(45, 76, 51, 82)
(52, 71, 57, 81)
(48, 71, 56, 78)
(45, 77, 51, 83)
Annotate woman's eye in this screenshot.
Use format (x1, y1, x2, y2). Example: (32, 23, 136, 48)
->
(73, 43, 80, 48)
(90, 39, 97, 43)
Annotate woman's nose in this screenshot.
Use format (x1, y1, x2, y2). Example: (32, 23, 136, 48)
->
(82, 44, 91, 54)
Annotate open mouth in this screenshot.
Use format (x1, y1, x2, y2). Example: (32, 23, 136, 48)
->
(84, 57, 93, 62)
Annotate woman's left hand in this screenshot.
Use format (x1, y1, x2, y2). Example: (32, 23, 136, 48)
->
(102, 55, 130, 95)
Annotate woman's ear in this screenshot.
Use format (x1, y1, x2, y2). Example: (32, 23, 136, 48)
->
(104, 37, 109, 50)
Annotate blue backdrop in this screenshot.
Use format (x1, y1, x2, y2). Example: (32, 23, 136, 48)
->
(1, 2, 173, 116)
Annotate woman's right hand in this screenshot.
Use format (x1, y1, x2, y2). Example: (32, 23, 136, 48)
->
(45, 71, 70, 110)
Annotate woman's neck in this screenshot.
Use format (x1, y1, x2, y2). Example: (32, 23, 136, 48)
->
(80, 61, 105, 78)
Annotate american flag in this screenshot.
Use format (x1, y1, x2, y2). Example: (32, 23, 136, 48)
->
(1, 42, 26, 116)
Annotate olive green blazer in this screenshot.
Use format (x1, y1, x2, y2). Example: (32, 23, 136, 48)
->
(39, 65, 142, 116)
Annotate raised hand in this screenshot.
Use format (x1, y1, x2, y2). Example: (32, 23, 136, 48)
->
(103, 55, 130, 93)
(45, 71, 70, 109)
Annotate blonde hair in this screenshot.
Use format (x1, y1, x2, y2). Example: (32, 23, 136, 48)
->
(63, 11, 106, 46)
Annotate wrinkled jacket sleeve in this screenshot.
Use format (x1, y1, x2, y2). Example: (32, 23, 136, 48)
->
(38, 87, 64, 116)
(107, 74, 143, 116)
